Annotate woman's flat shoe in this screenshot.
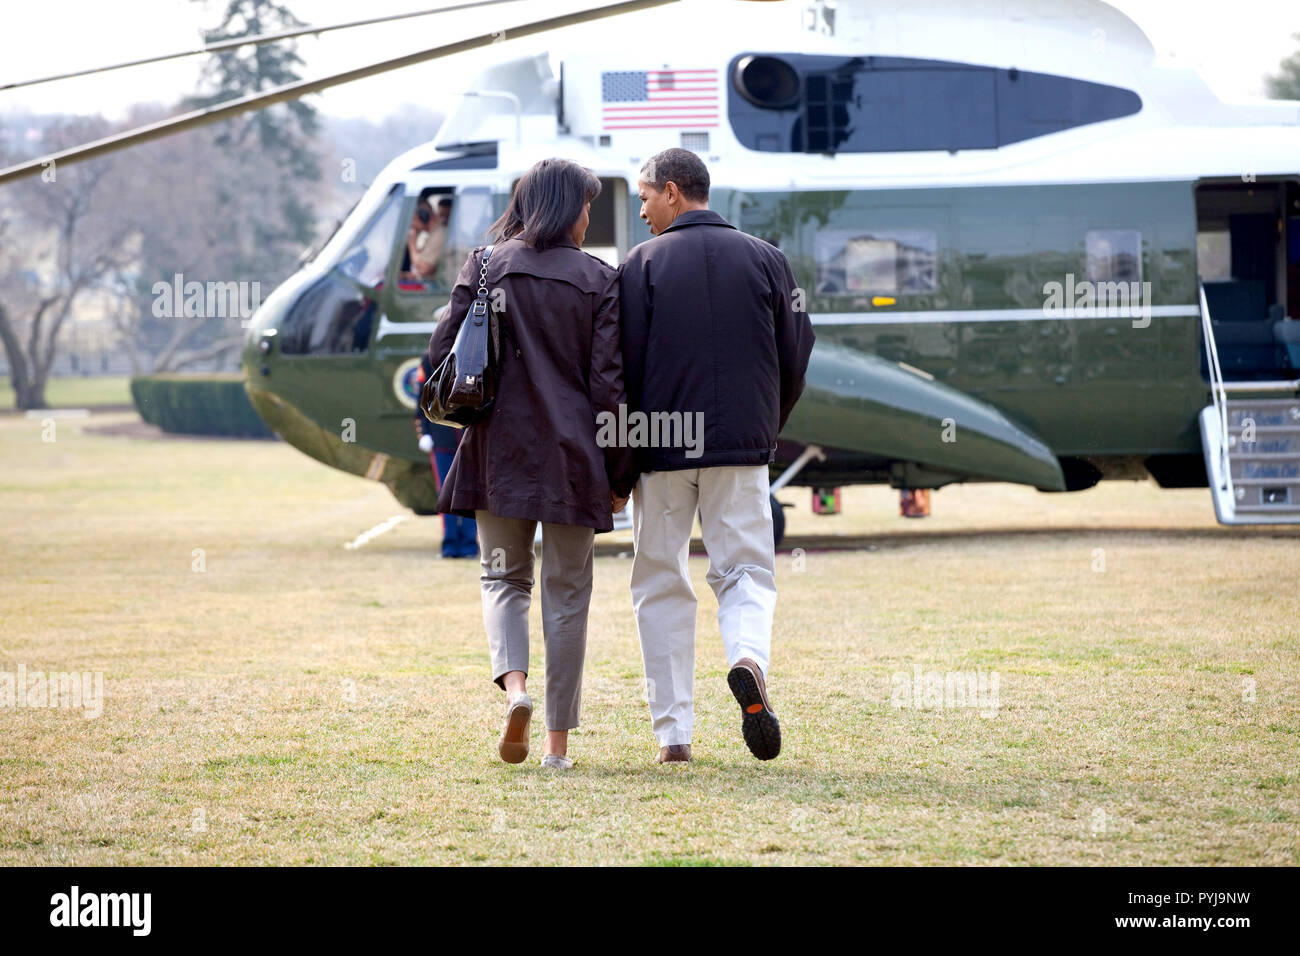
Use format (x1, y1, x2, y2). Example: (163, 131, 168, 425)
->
(498, 693, 533, 764)
(540, 753, 573, 770)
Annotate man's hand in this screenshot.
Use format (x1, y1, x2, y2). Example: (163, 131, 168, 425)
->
(611, 492, 629, 514)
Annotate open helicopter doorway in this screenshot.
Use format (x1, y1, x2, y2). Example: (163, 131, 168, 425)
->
(584, 177, 629, 265)
(1195, 178, 1300, 381)
(506, 175, 628, 266)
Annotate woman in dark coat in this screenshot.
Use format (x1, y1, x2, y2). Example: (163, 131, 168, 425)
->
(425, 158, 638, 769)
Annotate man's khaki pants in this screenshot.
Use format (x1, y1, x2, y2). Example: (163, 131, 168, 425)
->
(630, 465, 777, 746)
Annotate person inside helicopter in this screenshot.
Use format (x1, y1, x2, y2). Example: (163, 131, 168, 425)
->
(401, 192, 453, 287)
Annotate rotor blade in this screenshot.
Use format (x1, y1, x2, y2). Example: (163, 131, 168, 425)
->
(0, 0, 678, 186)
(0, 0, 528, 92)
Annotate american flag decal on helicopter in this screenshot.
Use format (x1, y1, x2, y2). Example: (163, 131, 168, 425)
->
(600, 68, 719, 130)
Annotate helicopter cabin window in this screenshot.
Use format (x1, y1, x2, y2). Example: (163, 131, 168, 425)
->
(389, 186, 498, 296)
(1196, 229, 1232, 281)
(398, 188, 456, 291)
(728, 53, 1142, 154)
(442, 186, 497, 282)
(1085, 230, 1142, 284)
(814, 228, 937, 295)
(396, 185, 497, 295)
(279, 184, 403, 355)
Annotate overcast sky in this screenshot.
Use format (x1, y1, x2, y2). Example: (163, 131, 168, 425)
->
(2, 0, 1298, 124)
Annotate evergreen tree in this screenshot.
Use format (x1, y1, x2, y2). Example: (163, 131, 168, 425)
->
(189, 0, 321, 181)
(1266, 33, 1300, 100)
(188, 0, 322, 281)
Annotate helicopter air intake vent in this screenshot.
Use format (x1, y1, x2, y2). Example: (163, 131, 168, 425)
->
(733, 55, 801, 110)
(680, 131, 709, 152)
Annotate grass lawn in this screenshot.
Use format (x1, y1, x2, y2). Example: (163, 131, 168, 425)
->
(1, 410, 1297, 865)
(0, 374, 132, 410)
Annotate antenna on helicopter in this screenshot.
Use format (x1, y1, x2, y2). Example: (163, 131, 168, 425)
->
(0, 0, 680, 186)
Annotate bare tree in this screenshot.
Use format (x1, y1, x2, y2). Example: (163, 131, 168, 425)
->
(105, 101, 321, 374)
(0, 0, 329, 400)
(109, 105, 249, 375)
(0, 118, 138, 408)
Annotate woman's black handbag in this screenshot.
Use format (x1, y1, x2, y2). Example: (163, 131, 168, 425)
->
(421, 245, 501, 427)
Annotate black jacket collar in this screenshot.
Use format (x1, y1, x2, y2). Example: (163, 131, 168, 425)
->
(659, 209, 736, 235)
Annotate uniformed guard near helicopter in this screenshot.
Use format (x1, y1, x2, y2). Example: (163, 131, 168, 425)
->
(414, 353, 477, 558)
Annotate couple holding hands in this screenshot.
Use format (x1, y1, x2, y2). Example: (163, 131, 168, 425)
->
(425, 148, 814, 768)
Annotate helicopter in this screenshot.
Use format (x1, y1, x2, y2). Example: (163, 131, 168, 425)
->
(6, 0, 1300, 540)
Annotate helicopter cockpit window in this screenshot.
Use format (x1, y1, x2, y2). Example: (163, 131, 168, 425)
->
(337, 185, 404, 287)
(279, 185, 403, 355)
(815, 229, 937, 296)
(279, 274, 378, 355)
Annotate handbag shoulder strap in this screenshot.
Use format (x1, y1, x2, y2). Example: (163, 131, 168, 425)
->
(476, 244, 519, 359)
(476, 244, 494, 296)
(469, 244, 494, 321)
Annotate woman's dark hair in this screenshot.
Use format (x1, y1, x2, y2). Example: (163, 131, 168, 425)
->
(488, 158, 601, 250)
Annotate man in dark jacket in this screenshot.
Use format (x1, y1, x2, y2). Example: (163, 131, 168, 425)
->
(619, 148, 815, 764)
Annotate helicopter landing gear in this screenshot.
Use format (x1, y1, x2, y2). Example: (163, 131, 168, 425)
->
(769, 444, 825, 550)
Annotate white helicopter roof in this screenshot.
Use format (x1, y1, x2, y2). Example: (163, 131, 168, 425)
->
(378, 0, 1298, 191)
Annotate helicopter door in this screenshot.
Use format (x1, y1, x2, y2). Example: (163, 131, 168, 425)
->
(584, 177, 628, 266)
(1196, 179, 1299, 380)
(499, 175, 627, 266)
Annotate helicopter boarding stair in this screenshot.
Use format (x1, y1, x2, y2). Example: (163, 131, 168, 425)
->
(1197, 283, 1300, 524)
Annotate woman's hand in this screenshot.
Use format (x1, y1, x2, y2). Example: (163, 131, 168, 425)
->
(611, 492, 629, 514)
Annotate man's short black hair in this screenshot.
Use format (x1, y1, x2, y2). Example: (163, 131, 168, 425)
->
(640, 148, 709, 203)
